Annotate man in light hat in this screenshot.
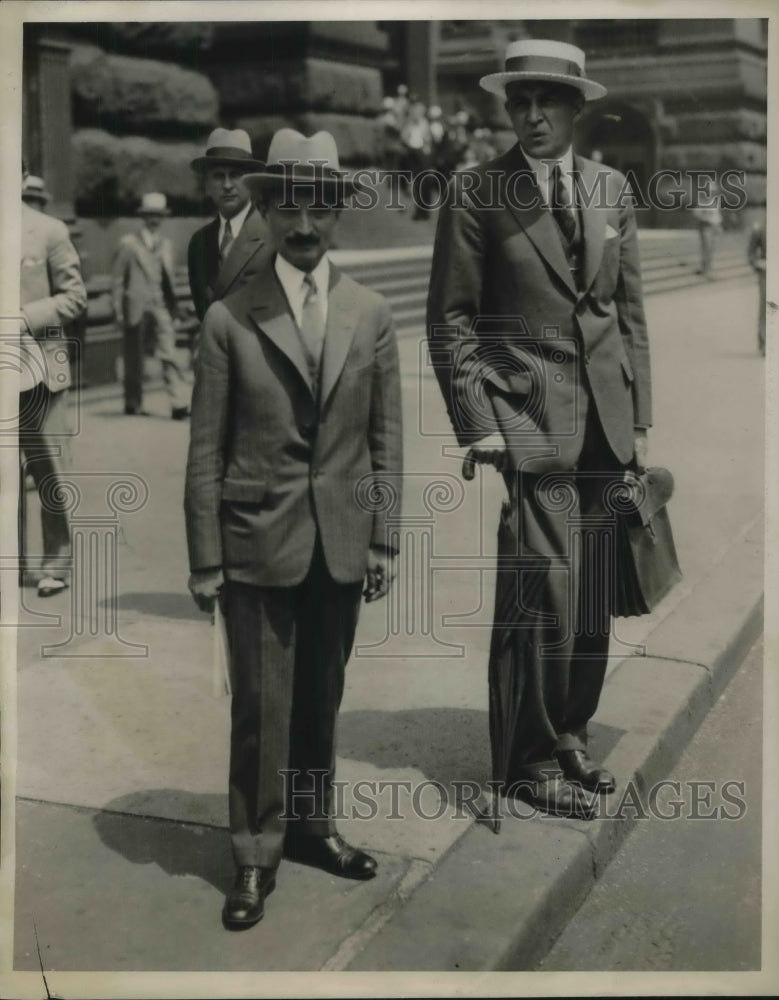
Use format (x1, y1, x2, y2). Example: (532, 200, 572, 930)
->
(112, 192, 190, 418)
(184, 129, 402, 928)
(427, 40, 652, 820)
(21, 175, 51, 212)
(19, 162, 87, 597)
(187, 128, 267, 323)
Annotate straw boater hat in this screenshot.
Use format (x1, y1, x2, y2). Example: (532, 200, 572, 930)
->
(22, 175, 51, 204)
(480, 39, 607, 102)
(190, 127, 266, 173)
(242, 129, 363, 200)
(136, 192, 170, 216)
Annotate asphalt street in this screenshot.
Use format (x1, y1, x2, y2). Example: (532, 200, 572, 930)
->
(537, 637, 762, 972)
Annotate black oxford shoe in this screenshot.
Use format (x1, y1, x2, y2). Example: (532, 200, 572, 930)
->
(557, 749, 616, 794)
(284, 831, 378, 880)
(509, 773, 597, 821)
(222, 866, 276, 929)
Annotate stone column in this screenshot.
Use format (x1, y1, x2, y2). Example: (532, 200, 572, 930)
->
(405, 21, 438, 104)
(23, 31, 74, 218)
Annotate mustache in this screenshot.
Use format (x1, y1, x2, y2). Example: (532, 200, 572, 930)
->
(285, 233, 320, 247)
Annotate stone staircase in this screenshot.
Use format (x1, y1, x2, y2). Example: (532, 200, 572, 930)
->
(77, 229, 754, 385)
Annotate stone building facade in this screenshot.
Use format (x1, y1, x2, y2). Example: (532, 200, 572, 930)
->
(23, 17, 767, 228)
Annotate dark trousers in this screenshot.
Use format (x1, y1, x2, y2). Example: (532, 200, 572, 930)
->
(505, 403, 626, 780)
(223, 539, 363, 869)
(123, 306, 188, 413)
(18, 383, 72, 580)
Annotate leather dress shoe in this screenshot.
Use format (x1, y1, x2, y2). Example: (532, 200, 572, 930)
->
(222, 866, 276, 929)
(171, 407, 191, 420)
(124, 405, 150, 416)
(284, 831, 377, 880)
(557, 750, 616, 794)
(509, 773, 597, 820)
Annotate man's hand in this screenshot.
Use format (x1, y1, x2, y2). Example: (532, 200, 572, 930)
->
(188, 567, 224, 615)
(634, 428, 649, 471)
(363, 548, 397, 603)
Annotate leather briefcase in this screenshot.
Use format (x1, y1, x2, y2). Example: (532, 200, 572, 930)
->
(612, 466, 682, 617)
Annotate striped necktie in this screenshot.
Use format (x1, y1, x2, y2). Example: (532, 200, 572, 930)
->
(299, 272, 325, 385)
(550, 164, 577, 246)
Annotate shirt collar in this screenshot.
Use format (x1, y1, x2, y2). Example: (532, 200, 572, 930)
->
(274, 252, 330, 299)
(520, 145, 574, 186)
(218, 200, 252, 241)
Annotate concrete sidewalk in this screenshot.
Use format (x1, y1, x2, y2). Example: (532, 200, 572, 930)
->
(11, 274, 764, 979)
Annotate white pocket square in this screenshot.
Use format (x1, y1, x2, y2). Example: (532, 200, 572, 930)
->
(605, 224, 619, 240)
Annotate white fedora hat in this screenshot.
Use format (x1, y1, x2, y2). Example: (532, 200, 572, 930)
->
(242, 129, 362, 199)
(191, 127, 266, 173)
(136, 192, 170, 216)
(480, 39, 607, 102)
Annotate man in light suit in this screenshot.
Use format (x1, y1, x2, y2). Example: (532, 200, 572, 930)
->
(427, 40, 652, 819)
(112, 193, 190, 419)
(187, 128, 267, 323)
(185, 130, 402, 928)
(19, 170, 87, 597)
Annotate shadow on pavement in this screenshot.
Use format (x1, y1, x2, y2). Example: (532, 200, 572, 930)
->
(93, 791, 233, 894)
(102, 591, 203, 620)
(338, 707, 625, 791)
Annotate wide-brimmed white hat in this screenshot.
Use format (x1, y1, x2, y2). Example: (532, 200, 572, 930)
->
(190, 127, 266, 173)
(136, 192, 170, 216)
(480, 39, 606, 102)
(242, 129, 363, 199)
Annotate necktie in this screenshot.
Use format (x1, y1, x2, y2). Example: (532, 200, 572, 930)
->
(299, 273, 325, 384)
(550, 164, 577, 245)
(219, 219, 234, 263)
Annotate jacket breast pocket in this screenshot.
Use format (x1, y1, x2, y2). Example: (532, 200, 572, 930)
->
(221, 478, 266, 504)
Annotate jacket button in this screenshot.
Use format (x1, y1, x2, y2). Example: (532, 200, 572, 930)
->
(300, 421, 314, 438)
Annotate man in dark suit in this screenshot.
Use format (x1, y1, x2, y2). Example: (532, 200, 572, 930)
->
(19, 168, 87, 597)
(187, 128, 266, 324)
(427, 40, 652, 820)
(184, 129, 403, 929)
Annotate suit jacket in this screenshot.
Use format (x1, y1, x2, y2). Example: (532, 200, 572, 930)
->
(112, 230, 177, 327)
(184, 257, 403, 587)
(20, 203, 87, 393)
(187, 208, 266, 322)
(427, 144, 652, 474)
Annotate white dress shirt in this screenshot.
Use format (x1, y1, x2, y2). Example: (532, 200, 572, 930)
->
(274, 252, 330, 332)
(218, 199, 252, 247)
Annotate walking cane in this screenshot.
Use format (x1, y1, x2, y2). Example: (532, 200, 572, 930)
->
(211, 600, 232, 698)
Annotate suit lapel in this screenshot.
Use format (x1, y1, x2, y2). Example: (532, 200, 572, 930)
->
(213, 209, 264, 301)
(576, 155, 607, 295)
(248, 264, 313, 394)
(500, 146, 577, 297)
(320, 266, 360, 410)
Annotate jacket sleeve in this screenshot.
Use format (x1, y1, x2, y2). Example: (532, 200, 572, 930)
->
(425, 176, 502, 444)
(614, 193, 652, 429)
(368, 297, 403, 552)
(21, 218, 86, 335)
(187, 232, 206, 322)
(184, 301, 231, 571)
(111, 239, 129, 324)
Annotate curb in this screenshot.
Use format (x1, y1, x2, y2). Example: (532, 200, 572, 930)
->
(343, 517, 764, 971)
